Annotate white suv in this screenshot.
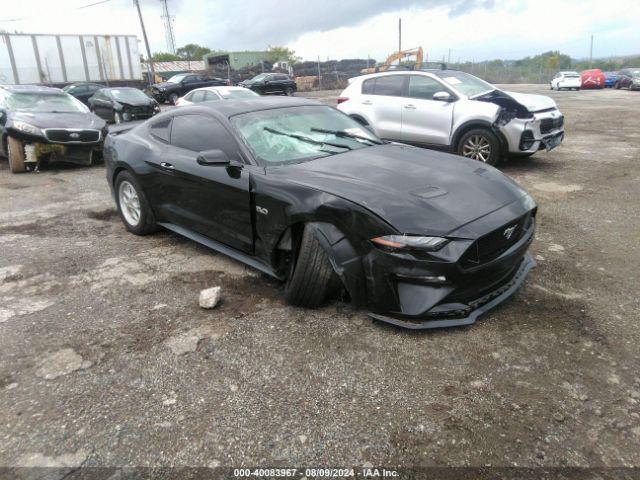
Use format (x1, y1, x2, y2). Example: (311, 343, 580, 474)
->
(337, 70, 564, 165)
(550, 71, 581, 91)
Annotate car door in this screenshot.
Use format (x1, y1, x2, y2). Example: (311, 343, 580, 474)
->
(90, 90, 112, 120)
(156, 113, 253, 252)
(400, 75, 455, 146)
(359, 75, 405, 141)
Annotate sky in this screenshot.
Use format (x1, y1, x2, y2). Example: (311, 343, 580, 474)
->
(1, 0, 639, 62)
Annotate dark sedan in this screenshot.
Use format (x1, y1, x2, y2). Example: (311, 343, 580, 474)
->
(89, 87, 160, 123)
(62, 83, 104, 105)
(149, 73, 228, 104)
(0, 85, 106, 173)
(103, 97, 536, 330)
(238, 73, 297, 96)
(615, 68, 640, 90)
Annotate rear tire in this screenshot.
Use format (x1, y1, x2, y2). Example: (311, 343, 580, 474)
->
(284, 225, 340, 308)
(285, 87, 294, 96)
(457, 128, 502, 166)
(114, 171, 160, 235)
(7, 137, 26, 173)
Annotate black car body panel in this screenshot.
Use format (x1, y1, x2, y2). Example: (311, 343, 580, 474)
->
(104, 98, 536, 329)
(63, 83, 104, 105)
(88, 87, 160, 123)
(149, 74, 228, 103)
(616, 68, 640, 90)
(238, 73, 297, 95)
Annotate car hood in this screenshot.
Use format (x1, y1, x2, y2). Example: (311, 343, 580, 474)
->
(117, 98, 155, 108)
(501, 91, 557, 112)
(272, 144, 529, 237)
(152, 82, 177, 90)
(10, 111, 106, 130)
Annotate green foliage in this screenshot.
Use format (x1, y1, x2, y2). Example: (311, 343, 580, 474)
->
(176, 44, 212, 61)
(267, 46, 300, 64)
(151, 52, 180, 62)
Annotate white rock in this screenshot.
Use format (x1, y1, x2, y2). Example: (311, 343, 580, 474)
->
(199, 286, 221, 309)
(298, 434, 308, 444)
(164, 325, 218, 355)
(35, 348, 92, 380)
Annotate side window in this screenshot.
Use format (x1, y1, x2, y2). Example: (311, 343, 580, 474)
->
(184, 76, 197, 84)
(170, 114, 239, 158)
(362, 78, 375, 94)
(407, 75, 447, 100)
(191, 91, 206, 102)
(90, 84, 102, 92)
(372, 75, 405, 97)
(203, 91, 220, 101)
(74, 85, 88, 94)
(149, 117, 172, 143)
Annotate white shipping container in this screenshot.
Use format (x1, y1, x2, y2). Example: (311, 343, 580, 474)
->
(0, 33, 142, 85)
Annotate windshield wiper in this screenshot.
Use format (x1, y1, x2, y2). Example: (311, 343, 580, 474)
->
(310, 127, 383, 145)
(263, 127, 352, 150)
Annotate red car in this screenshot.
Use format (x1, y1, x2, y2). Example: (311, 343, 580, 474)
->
(581, 69, 605, 89)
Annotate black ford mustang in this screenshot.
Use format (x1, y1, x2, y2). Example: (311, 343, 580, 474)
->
(104, 97, 536, 329)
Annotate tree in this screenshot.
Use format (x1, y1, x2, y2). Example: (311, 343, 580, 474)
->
(176, 44, 212, 61)
(267, 46, 300, 64)
(152, 52, 180, 62)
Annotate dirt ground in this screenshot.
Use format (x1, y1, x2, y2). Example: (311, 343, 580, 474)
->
(0, 85, 639, 472)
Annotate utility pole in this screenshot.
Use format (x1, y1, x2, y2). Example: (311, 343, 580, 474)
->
(134, 0, 155, 84)
(317, 55, 322, 90)
(589, 34, 594, 68)
(398, 18, 402, 52)
(448, 48, 451, 64)
(160, 0, 176, 54)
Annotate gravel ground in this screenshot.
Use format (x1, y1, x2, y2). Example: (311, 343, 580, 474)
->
(0, 85, 639, 471)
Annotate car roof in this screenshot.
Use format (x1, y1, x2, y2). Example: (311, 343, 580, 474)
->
(0, 84, 64, 94)
(171, 96, 323, 117)
(191, 86, 255, 93)
(353, 69, 461, 82)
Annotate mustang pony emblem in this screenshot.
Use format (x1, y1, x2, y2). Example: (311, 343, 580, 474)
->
(503, 225, 517, 240)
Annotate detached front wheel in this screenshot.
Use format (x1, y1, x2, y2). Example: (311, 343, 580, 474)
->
(7, 137, 26, 173)
(284, 225, 340, 308)
(457, 128, 501, 166)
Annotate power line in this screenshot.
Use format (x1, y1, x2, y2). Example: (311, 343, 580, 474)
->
(0, 0, 112, 23)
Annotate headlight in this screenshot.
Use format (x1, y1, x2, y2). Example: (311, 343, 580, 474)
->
(153, 104, 160, 112)
(371, 235, 448, 251)
(12, 121, 43, 137)
(122, 111, 132, 121)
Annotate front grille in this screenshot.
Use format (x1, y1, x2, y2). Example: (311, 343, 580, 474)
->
(44, 129, 101, 143)
(130, 106, 152, 114)
(540, 115, 564, 134)
(459, 212, 533, 268)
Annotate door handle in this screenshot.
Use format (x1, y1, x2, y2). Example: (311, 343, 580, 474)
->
(362, 100, 372, 105)
(160, 162, 174, 170)
(404, 104, 416, 109)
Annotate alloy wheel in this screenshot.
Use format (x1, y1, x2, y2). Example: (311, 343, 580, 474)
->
(118, 180, 141, 226)
(462, 135, 491, 162)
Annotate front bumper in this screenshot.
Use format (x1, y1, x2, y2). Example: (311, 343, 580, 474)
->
(500, 109, 565, 154)
(369, 253, 535, 329)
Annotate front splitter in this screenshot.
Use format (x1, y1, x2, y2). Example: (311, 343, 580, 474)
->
(368, 253, 536, 330)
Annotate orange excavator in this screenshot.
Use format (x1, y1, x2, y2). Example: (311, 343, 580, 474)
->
(361, 47, 424, 74)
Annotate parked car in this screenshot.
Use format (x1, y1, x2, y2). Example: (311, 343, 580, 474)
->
(580, 69, 605, 89)
(149, 73, 228, 105)
(0, 85, 106, 173)
(175, 86, 259, 106)
(604, 71, 619, 88)
(550, 71, 581, 90)
(238, 73, 297, 96)
(89, 87, 160, 123)
(103, 97, 537, 330)
(62, 83, 105, 105)
(337, 70, 564, 165)
(615, 68, 640, 90)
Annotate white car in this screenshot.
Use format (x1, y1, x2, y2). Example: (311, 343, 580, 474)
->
(337, 69, 564, 165)
(550, 71, 581, 91)
(175, 86, 259, 106)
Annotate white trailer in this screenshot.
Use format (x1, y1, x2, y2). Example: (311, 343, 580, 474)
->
(0, 33, 142, 85)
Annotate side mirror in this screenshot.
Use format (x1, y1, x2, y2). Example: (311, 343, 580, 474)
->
(433, 91, 453, 102)
(197, 149, 230, 166)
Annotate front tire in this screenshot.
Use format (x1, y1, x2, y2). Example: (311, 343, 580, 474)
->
(285, 87, 294, 96)
(457, 128, 501, 166)
(114, 171, 159, 235)
(169, 93, 179, 105)
(7, 137, 26, 173)
(284, 226, 340, 308)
